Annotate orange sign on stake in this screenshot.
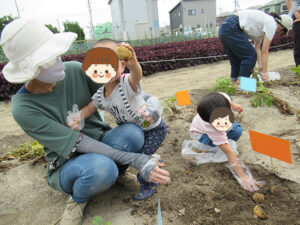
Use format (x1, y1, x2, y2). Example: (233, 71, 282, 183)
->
(176, 90, 191, 106)
(249, 130, 292, 164)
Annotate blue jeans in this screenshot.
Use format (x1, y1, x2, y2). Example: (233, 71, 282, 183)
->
(219, 15, 257, 81)
(59, 123, 144, 203)
(199, 122, 243, 147)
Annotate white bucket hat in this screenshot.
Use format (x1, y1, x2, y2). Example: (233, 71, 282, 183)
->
(0, 18, 77, 83)
(276, 14, 293, 31)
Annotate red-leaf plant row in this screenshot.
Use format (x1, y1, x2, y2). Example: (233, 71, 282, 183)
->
(0, 32, 294, 101)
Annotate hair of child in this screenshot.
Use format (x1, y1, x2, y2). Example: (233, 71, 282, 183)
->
(197, 91, 231, 123)
(209, 107, 234, 124)
(82, 47, 119, 72)
(92, 38, 118, 48)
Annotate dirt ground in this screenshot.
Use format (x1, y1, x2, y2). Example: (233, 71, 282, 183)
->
(1, 49, 300, 225)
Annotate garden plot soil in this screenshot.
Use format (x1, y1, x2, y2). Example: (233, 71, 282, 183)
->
(1, 49, 300, 225)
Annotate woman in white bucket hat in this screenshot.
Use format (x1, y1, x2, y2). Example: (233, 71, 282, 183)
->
(219, 10, 293, 84)
(1, 18, 170, 225)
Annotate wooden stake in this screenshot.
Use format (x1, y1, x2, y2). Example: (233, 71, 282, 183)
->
(270, 157, 274, 172)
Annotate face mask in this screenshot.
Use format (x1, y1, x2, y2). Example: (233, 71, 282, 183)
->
(36, 57, 65, 83)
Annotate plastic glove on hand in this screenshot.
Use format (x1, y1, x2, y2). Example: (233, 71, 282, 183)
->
(149, 162, 170, 184)
(67, 104, 85, 130)
(226, 161, 265, 192)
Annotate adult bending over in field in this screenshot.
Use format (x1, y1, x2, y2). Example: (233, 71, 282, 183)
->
(0, 18, 170, 225)
(286, 0, 300, 71)
(219, 9, 292, 84)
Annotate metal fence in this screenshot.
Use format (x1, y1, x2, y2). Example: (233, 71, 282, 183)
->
(0, 32, 218, 63)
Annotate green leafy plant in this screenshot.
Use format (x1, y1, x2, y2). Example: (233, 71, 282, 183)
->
(7, 140, 44, 160)
(291, 65, 300, 79)
(163, 95, 177, 115)
(250, 71, 273, 107)
(93, 216, 111, 225)
(158, 35, 162, 45)
(250, 84, 273, 107)
(144, 32, 150, 46)
(180, 32, 185, 42)
(210, 77, 237, 95)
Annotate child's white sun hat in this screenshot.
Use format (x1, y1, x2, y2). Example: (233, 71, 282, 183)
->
(0, 17, 77, 83)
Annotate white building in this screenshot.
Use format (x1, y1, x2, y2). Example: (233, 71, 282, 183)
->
(108, 0, 160, 40)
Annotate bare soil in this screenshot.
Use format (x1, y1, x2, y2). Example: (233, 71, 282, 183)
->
(0, 49, 300, 225)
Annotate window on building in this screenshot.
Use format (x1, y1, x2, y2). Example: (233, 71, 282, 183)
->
(178, 12, 181, 16)
(206, 24, 208, 28)
(210, 22, 212, 28)
(188, 9, 196, 15)
(201, 8, 204, 14)
(264, 8, 270, 13)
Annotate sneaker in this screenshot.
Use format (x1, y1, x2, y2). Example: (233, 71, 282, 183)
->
(134, 173, 159, 201)
(116, 172, 139, 192)
(59, 197, 87, 225)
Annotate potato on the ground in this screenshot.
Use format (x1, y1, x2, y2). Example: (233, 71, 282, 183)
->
(252, 193, 265, 203)
(253, 205, 267, 220)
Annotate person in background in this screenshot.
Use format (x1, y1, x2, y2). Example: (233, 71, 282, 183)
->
(286, 0, 300, 74)
(0, 18, 170, 225)
(219, 9, 293, 84)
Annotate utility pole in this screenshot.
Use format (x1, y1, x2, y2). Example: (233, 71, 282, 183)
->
(234, 0, 240, 12)
(14, 0, 20, 18)
(57, 18, 61, 32)
(87, 0, 95, 39)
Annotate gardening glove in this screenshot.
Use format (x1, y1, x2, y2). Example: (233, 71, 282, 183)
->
(137, 95, 163, 123)
(140, 157, 169, 184)
(226, 161, 265, 192)
(67, 104, 85, 130)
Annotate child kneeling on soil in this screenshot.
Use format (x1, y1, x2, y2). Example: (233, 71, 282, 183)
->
(189, 91, 260, 192)
(68, 39, 167, 200)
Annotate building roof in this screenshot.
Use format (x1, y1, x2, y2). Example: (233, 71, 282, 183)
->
(261, 0, 285, 8)
(169, 0, 181, 13)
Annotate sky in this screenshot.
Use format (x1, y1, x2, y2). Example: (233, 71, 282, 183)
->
(0, 0, 272, 38)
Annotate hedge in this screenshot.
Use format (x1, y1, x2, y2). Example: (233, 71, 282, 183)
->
(0, 32, 294, 101)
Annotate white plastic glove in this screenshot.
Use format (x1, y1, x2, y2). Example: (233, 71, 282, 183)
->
(137, 95, 163, 124)
(226, 161, 265, 192)
(67, 104, 85, 130)
(140, 154, 170, 184)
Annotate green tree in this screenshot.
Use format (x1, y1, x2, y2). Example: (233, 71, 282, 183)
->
(63, 21, 85, 40)
(45, 24, 59, 33)
(0, 15, 15, 34)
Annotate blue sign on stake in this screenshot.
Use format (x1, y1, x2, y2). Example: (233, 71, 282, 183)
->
(157, 196, 162, 225)
(240, 77, 257, 92)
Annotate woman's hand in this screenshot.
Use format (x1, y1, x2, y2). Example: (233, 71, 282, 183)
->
(67, 117, 81, 130)
(149, 161, 170, 184)
(261, 72, 270, 82)
(257, 64, 263, 74)
(67, 105, 85, 130)
(231, 102, 243, 113)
